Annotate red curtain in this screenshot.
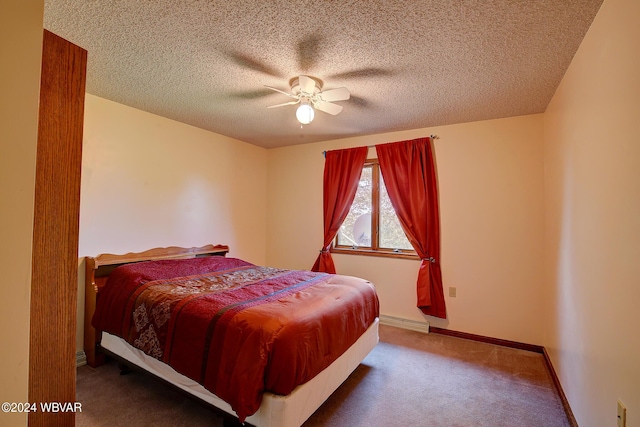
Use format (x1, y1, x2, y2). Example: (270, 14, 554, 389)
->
(376, 137, 446, 318)
(312, 146, 368, 273)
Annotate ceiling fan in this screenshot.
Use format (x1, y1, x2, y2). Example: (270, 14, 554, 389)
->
(264, 75, 350, 124)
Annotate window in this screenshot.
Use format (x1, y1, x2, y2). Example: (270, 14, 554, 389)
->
(332, 159, 417, 259)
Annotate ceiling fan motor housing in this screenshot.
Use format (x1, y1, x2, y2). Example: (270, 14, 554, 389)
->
(290, 76, 322, 96)
(265, 74, 349, 117)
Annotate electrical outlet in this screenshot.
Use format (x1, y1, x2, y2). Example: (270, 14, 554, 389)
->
(449, 287, 457, 298)
(618, 400, 626, 427)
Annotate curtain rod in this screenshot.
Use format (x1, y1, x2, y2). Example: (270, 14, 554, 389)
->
(322, 134, 439, 157)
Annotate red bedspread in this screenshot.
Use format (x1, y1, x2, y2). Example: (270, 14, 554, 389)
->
(92, 256, 379, 422)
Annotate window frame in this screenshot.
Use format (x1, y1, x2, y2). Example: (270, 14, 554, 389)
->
(331, 158, 419, 260)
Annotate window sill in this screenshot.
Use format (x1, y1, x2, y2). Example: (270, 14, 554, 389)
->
(331, 247, 419, 260)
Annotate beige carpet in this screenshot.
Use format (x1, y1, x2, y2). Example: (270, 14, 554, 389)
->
(76, 325, 570, 427)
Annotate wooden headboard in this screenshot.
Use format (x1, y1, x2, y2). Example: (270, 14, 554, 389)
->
(84, 244, 229, 367)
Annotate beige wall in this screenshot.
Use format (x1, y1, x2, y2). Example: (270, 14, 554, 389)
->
(77, 94, 269, 351)
(543, 0, 640, 425)
(79, 94, 268, 262)
(0, 1, 44, 426)
(267, 114, 546, 345)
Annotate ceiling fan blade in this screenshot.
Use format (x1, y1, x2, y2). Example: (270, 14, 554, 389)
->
(267, 100, 300, 108)
(349, 94, 371, 108)
(264, 85, 297, 98)
(316, 101, 343, 115)
(228, 88, 276, 99)
(223, 51, 282, 77)
(328, 67, 393, 79)
(298, 75, 316, 94)
(297, 34, 322, 72)
(319, 87, 350, 102)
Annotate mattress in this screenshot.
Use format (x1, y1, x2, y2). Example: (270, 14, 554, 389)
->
(101, 317, 379, 427)
(92, 256, 379, 421)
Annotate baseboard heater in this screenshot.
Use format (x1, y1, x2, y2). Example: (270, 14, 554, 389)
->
(379, 315, 429, 334)
(76, 351, 87, 367)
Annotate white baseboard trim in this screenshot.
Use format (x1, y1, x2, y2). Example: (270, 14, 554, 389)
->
(379, 315, 429, 334)
(76, 351, 87, 367)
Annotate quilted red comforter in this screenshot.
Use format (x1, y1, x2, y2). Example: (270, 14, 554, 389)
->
(92, 256, 379, 422)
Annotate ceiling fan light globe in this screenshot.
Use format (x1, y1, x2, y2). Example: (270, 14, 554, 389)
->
(296, 103, 315, 124)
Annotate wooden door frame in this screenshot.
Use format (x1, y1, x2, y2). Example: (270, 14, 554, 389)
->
(28, 29, 86, 427)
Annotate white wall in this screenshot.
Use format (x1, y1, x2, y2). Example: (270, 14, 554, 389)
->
(0, 2, 44, 426)
(543, 0, 640, 425)
(267, 114, 546, 345)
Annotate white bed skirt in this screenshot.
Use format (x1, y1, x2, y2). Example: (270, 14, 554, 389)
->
(101, 317, 379, 427)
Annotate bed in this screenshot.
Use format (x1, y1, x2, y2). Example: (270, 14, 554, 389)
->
(84, 244, 380, 427)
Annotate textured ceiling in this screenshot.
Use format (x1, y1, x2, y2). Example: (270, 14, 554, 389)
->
(44, 0, 603, 149)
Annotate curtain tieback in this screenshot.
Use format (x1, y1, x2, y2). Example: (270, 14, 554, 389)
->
(422, 257, 436, 263)
(319, 249, 330, 254)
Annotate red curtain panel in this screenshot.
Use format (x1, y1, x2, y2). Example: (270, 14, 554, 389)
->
(376, 138, 446, 319)
(312, 146, 368, 273)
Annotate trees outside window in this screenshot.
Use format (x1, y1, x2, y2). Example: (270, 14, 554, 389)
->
(334, 159, 416, 259)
